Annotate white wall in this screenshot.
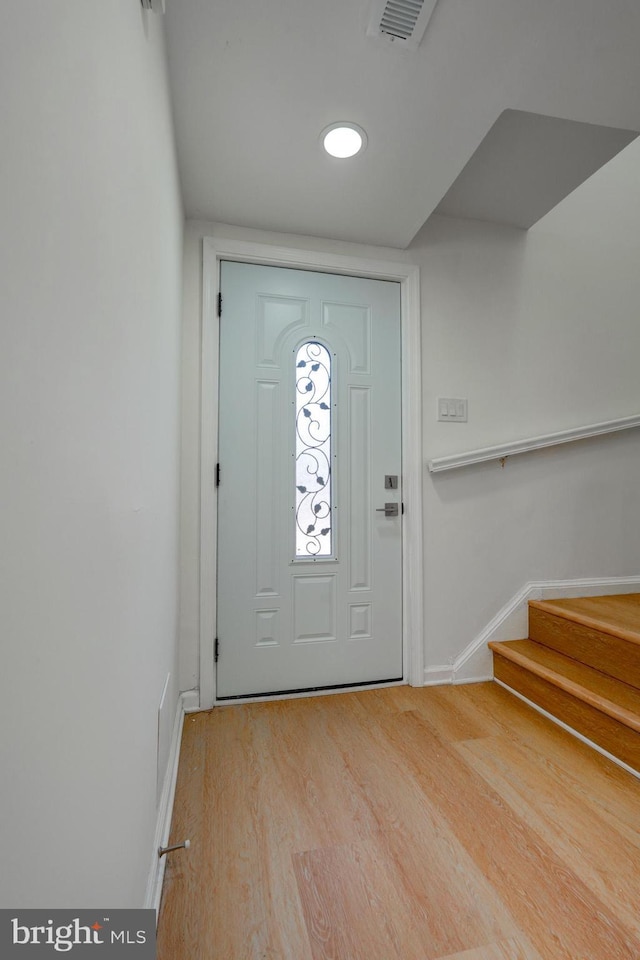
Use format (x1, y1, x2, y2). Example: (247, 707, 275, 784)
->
(414, 194, 640, 669)
(180, 142, 640, 694)
(0, 2, 183, 907)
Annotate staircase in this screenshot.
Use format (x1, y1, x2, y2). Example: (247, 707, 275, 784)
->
(489, 594, 640, 772)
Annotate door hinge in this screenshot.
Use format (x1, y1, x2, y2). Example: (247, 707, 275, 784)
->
(214, 638, 220, 663)
(217, 292, 223, 318)
(216, 462, 221, 487)
(402, 502, 405, 515)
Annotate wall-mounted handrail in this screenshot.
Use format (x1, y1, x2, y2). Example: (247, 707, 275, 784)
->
(428, 414, 640, 473)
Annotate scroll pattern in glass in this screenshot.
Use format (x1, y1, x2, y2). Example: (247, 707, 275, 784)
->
(295, 342, 332, 557)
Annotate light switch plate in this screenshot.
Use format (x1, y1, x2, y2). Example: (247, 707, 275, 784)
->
(438, 398, 468, 422)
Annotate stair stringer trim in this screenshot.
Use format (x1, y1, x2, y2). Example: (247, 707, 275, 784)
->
(450, 576, 640, 685)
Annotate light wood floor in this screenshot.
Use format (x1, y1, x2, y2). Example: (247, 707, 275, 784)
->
(157, 682, 640, 960)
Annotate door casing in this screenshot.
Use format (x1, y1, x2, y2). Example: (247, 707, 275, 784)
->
(200, 236, 423, 708)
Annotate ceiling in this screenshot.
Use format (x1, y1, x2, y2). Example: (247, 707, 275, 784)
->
(164, 0, 640, 248)
(434, 110, 637, 230)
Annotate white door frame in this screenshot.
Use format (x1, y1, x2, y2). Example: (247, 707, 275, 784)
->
(200, 236, 424, 708)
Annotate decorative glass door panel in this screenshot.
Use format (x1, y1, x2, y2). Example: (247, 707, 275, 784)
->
(295, 341, 333, 559)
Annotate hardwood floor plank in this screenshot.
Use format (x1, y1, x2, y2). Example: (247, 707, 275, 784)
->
(458, 682, 640, 844)
(435, 936, 543, 960)
(321, 696, 520, 958)
(158, 705, 314, 960)
(349, 685, 428, 716)
(378, 706, 640, 959)
(158, 684, 640, 960)
(355, 683, 506, 742)
(456, 733, 640, 937)
(254, 697, 378, 851)
(293, 841, 414, 960)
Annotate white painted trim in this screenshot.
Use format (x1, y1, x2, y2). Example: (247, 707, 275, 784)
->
(400, 264, 425, 688)
(180, 689, 200, 714)
(454, 673, 493, 685)
(495, 679, 640, 781)
(428, 413, 640, 473)
(199, 241, 219, 710)
(200, 236, 424, 708)
(452, 575, 640, 684)
(424, 664, 493, 686)
(424, 665, 453, 685)
(144, 692, 189, 917)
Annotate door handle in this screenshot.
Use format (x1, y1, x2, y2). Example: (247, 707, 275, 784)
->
(376, 503, 399, 517)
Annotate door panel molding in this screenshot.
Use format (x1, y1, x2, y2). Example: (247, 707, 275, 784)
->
(200, 236, 423, 708)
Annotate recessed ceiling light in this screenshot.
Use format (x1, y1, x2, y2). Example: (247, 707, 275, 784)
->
(321, 123, 368, 159)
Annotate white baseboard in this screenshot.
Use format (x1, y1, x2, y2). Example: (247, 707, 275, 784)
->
(423, 664, 493, 686)
(424, 665, 453, 685)
(450, 575, 640, 684)
(144, 690, 193, 916)
(453, 673, 493, 685)
(181, 689, 200, 713)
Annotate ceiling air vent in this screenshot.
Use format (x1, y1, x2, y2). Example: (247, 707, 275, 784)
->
(367, 0, 439, 51)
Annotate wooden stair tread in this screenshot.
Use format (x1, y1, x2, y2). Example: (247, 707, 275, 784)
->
(489, 639, 640, 733)
(529, 594, 640, 646)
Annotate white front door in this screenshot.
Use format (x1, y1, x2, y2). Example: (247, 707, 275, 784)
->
(216, 261, 402, 698)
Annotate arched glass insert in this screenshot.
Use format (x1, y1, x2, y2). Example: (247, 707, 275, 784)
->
(295, 341, 332, 557)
